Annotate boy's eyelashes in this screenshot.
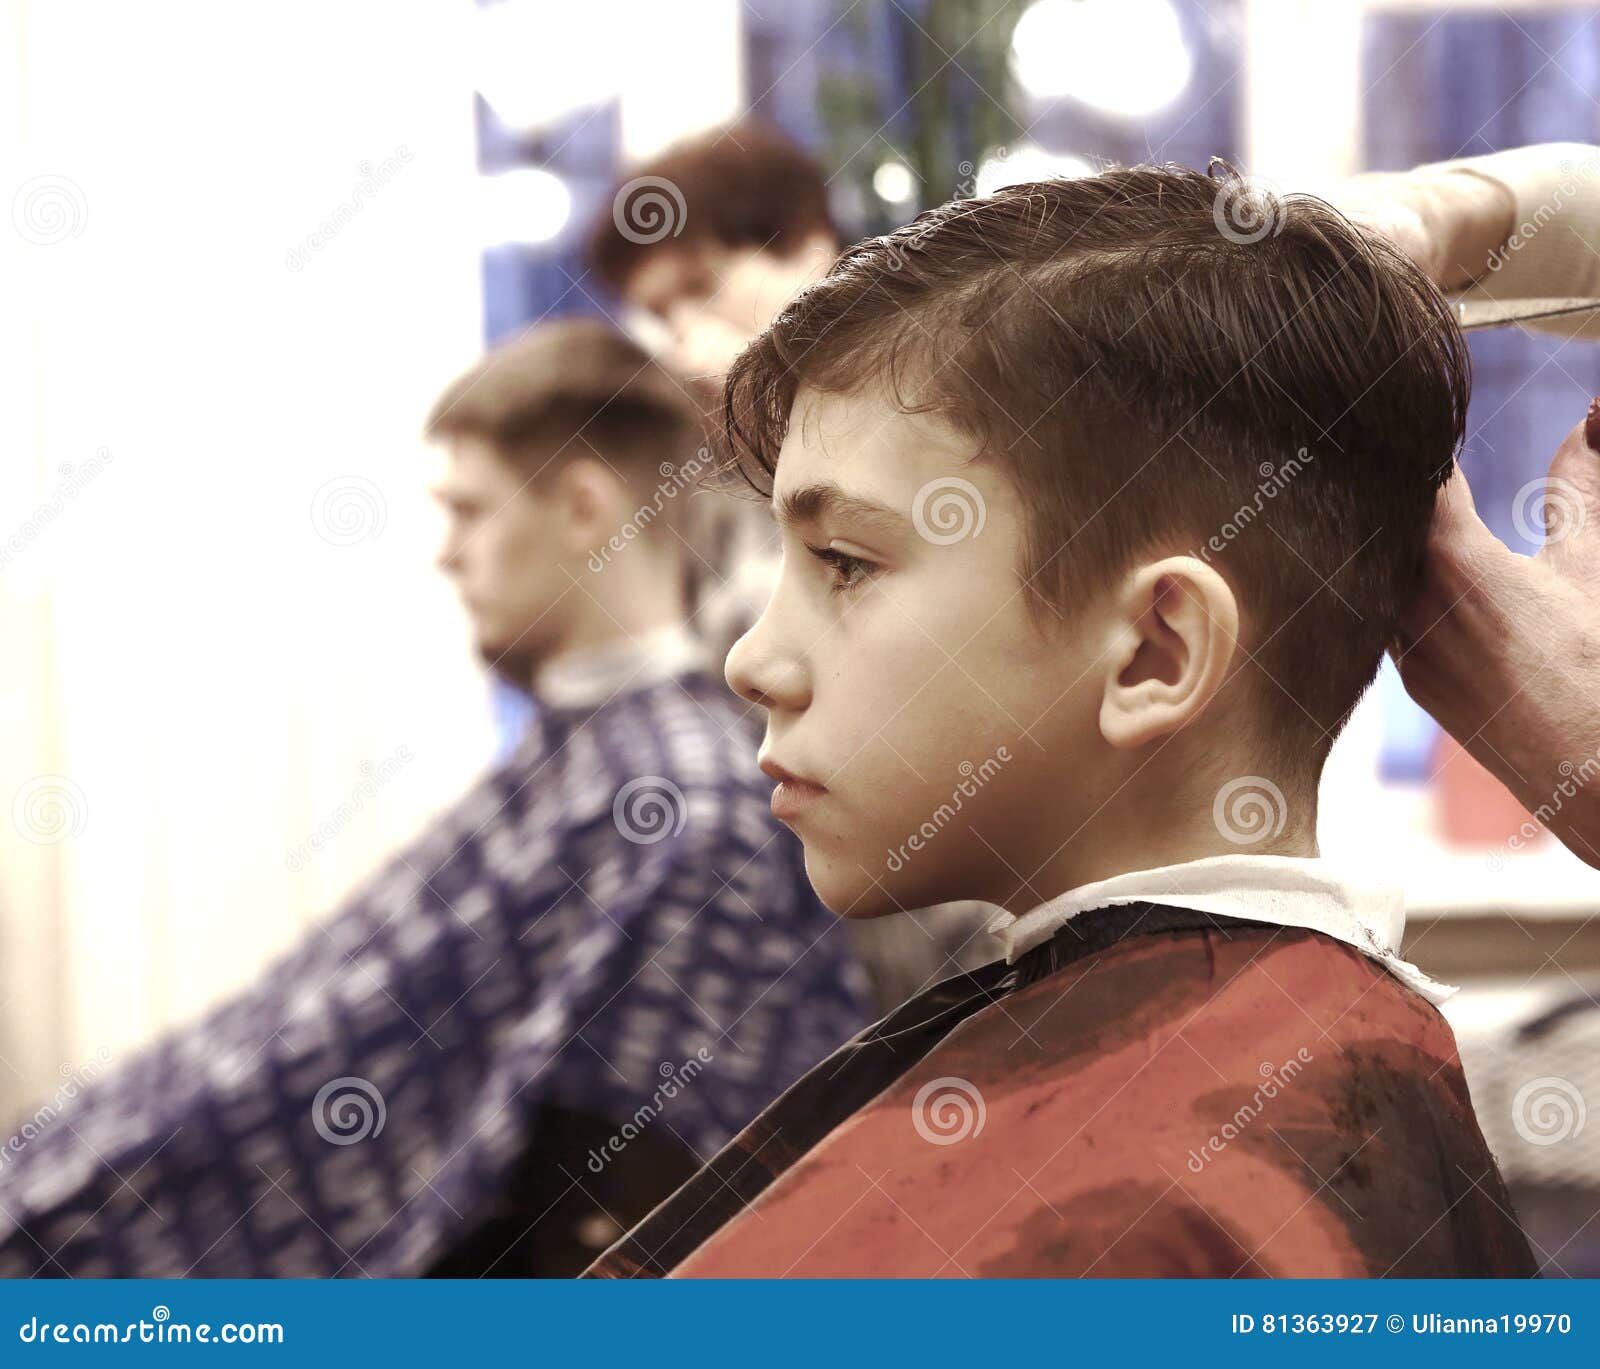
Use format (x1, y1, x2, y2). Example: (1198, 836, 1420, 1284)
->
(804, 542, 880, 595)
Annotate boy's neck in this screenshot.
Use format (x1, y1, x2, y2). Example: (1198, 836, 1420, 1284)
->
(1007, 804, 1320, 913)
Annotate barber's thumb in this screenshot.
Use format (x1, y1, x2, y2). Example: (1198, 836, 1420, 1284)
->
(1415, 459, 1521, 596)
(1426, 460, 1487, 549)
(1539, 403, 1600, 554)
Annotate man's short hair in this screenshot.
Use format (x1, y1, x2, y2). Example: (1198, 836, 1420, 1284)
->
(586, 121, 838, 295)
(717, 161, 1469, 772)
(425, 317, 705, 486)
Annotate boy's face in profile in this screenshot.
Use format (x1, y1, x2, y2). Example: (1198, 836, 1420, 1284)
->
(725, 383, 1119, 919)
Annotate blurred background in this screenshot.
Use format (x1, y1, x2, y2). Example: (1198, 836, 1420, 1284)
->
(3, 0, 1600, 1269)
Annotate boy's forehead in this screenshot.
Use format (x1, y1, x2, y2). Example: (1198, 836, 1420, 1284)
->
(772, 385, 978, 510)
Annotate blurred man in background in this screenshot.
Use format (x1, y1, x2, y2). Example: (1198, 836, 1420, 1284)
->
(0, 320, 872, 1278)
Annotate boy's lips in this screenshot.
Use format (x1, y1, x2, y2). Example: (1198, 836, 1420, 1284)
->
(759, 756, 828, 822)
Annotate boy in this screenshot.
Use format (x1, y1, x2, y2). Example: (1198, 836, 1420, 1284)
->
(0, 321, 871, 1278)
(584, 164, 1537, 1278)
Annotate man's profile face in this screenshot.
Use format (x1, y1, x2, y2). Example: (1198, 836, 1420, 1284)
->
(623, 238, 834, 376)
(724, 384, 1116, 918)
(431, 435, 569, 673)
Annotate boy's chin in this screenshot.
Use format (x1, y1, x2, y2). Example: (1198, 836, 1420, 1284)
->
(804, 849, 967, 920)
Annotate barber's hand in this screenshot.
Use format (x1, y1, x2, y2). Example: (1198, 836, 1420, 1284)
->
(1330, 164, 1515, 290)
(1391, 407, 1600, 869)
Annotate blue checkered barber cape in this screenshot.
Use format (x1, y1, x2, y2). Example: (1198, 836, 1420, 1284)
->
(0, 667, 872, 1275)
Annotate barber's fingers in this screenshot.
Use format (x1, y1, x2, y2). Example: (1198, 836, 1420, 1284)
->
(1419, 460, 1515, 583)
(1392, 461, 1515, 659)
(1395, 409, 1600, 663)
(1536, 411, 1600, 573)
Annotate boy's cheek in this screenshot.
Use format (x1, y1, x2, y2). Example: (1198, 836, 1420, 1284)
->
(796, 798, 990, 918)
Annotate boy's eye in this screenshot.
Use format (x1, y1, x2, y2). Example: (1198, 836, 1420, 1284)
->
(805, 543, 877, 594)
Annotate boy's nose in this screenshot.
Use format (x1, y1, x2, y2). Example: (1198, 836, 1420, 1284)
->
(725, 615, 809, 713)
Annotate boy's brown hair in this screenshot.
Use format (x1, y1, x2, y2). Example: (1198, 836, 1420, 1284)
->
(587, 122, 838, 295)
(718, 161, 1470, 773)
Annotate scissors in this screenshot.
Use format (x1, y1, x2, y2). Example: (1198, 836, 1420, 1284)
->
(1454, 297, 1600, 331)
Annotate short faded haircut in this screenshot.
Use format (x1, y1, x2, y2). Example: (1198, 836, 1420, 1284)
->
(718, 161, 1469, 769)
(426, 315, 708, 488)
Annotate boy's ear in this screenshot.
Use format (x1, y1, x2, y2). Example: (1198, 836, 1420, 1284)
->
(1098, 556, 1240, 749)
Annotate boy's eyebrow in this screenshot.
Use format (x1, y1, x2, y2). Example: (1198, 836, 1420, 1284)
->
(772, 482, 908, 535)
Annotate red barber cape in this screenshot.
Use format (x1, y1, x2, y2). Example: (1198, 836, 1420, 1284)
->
(584, 904, 1535, 1278)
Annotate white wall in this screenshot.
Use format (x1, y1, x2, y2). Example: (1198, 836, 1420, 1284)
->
(0, 0, 496, 1117)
